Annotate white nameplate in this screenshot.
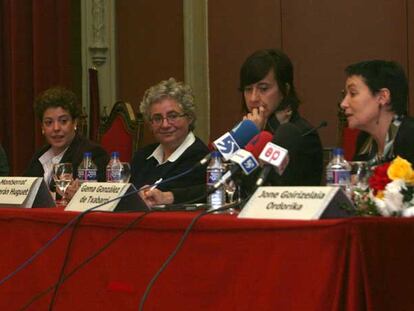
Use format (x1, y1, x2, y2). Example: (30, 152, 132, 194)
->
(0, 177, 55, 208)
(65, 182, 142, 212)
(238, 186, 353, 220)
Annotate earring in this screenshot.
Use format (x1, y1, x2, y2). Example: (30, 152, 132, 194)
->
(74, 126, 77, 131)
(42, 129, 45, 135)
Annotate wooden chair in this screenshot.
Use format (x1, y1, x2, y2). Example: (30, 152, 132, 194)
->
(77, 106, 89, 138)
(99, 101, 144, 162)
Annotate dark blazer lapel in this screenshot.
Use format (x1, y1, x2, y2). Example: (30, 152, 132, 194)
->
(60, 134, 82, 164)
(31, 144, 52, 177)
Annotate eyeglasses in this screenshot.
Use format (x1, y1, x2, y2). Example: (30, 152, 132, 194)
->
(150, 112, 187, 125)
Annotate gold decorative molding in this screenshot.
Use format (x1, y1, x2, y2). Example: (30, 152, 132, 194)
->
(81, 0, 117, 132)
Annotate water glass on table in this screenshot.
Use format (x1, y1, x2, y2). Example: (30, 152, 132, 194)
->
(107, 162, 131, 183)
(120, 162, 131, 183)
(222, 162, 240, 215)
(349, 161, 370, 203)
(52, 163, 73, 206)
(350, 161, 369, 190)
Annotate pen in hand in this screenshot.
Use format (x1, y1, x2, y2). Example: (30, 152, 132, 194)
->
(149, 178, 163, 191)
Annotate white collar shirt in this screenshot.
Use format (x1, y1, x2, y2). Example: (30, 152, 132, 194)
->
(39, 148, 67, 187)
(147, 132, 196, 165)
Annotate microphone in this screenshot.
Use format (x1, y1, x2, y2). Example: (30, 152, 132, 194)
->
(212, 131, 273, 190)
(244, 131, 274, 158)
(196, 119, 260, 167)
(301, 120, 328, 137)
(213, 120, 259, 160)
(255, 123, 302, 187)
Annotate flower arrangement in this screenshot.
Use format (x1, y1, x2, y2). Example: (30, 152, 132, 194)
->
(355, 156, 414, 217)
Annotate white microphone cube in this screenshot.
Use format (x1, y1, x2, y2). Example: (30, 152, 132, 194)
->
(230, 149, 259, 175)
(259, 142, 289, 175)
(213, 133, 241, 161)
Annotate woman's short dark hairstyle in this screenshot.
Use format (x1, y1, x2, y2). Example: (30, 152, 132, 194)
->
(34, 87, 80, 121)
(239, 48, 300, 113)
(345, 60, 408, 116)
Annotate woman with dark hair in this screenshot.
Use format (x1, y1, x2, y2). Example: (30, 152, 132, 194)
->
(240, 48, 323, 186)
(340, 59, 414, 165)
(24, 87, 109, 198)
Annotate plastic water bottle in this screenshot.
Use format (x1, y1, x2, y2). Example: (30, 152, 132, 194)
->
(106, 151, 122, 182)
(326, 148, 351, 194)
(77, 152, 98, 184)
(207, 151, 225, 209)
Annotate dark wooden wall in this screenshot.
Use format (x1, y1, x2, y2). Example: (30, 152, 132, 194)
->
(116, 0, 184, 146)
(209, 0, 282, 140)
(117, 0, 414, 148)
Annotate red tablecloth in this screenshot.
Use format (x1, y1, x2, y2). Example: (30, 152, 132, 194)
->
(0, 207, 413, 310)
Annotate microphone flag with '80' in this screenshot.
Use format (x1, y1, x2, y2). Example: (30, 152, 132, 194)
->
(258, 143, 289, 175)
(213, 120, 259, 160)
(256, 123, 302, 187)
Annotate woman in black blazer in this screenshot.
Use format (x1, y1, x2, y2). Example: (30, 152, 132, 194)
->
(24, 87, 109, 198)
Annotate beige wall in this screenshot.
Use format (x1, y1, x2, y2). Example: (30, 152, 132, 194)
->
(117, 0, 414, 148)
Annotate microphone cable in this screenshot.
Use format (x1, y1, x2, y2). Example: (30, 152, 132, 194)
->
(19, 209, 153, 311)
(24, 174, 212, 309)
(48, 207, 86, 310)
(0, 187, 144, 287)
(47, 193, 210, 310)
(48, 207, 127, 310)
(0, 164, 203, 288)
(138, 200, 240, 311)
(26, 192, 210, 310)
(237, 191, 255, 211)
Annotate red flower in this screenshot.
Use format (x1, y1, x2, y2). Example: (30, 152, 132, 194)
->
(369, 162, 391, 194)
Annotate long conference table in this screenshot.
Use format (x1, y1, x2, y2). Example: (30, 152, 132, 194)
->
(0, 207, 413, 310)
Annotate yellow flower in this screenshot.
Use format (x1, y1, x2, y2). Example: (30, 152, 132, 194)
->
(376, 190, 384, 199)
(407, 173, 414, 185)
(387, 156, 414, 182)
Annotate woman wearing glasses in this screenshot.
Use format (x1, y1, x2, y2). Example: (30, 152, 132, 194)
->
(130, 78, 209, 206)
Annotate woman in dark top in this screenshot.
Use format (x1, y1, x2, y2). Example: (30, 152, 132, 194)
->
(340, 60, 414, 165)
(239, 49, 323, 189)
(24, 87, 109, 198)
(131, 78, 209, 206)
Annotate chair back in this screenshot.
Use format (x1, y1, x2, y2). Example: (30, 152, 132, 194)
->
(99, 101, 144, 162)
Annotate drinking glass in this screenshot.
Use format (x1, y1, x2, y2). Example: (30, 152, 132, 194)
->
(120, 162, 131, 183)
(53, 163, 73, 206)
(220, 162, 239, 215)
(225, 179, 237, 203)
(350, 161, 369, 191)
